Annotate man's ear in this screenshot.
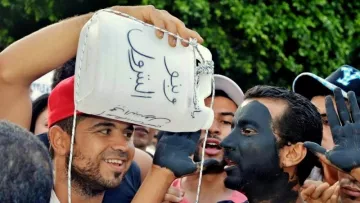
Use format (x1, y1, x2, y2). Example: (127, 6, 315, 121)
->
(48, 126, 70, 157)
(279, 142, 307, 168)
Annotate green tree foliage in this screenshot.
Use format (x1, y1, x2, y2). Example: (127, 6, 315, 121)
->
(1, 0, 360, 89)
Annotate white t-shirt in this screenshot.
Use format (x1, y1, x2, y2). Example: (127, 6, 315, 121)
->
(49, 190, 60, 203)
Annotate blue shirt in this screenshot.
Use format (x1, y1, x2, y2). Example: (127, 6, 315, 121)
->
(103, 161, 141, 203)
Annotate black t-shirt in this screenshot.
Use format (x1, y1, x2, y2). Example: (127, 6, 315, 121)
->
(37, 133, 142, 203)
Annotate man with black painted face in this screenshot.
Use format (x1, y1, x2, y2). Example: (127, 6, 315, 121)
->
(221, 85, 323, 203)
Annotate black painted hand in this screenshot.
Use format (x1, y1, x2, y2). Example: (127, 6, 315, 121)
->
(304, 88, 360, 173)
(153, 131, 218, 178)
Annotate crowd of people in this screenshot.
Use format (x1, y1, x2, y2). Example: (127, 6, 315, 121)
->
(0, 4, 360, 203)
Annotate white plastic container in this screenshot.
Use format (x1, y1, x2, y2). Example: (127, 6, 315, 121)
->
(74, 10, 214, 132)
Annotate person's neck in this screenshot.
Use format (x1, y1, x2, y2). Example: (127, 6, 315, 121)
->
(183, 172, 228, 190)
(241, 171, 300, 203)
(136, 145, 147, 151)
(54, 177, 104, 203)
(53, 164, 104, 203)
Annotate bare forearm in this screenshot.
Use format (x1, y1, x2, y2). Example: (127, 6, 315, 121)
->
(0, 12, 92, 86)
(132, 165, 176, 203)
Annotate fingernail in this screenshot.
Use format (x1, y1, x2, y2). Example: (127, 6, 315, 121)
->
(157, 30, 164, 38)
(172, 38, 177, 46)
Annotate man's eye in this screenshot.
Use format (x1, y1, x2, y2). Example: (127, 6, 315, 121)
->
(99, 129, 111, 135)
(123, 129, 134, 139)
(222, 120, 232, 125)
(241, 128, 257, 136)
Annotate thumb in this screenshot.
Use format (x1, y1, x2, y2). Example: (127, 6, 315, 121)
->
(304, 141, 334, 167)
(175, 160, 198, 177)
(304, 141, 326, 155)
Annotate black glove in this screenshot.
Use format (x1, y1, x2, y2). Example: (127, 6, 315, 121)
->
(304, 88, 360, 172)
(153, 131, 218, 178)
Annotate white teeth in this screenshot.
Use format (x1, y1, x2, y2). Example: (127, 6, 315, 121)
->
(207, 143, 218, 147)
(105, 159, 123, 164)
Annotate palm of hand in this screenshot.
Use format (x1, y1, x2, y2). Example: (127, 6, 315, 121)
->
(153, 132, 199, 178)
(327, 123, 360, 172)
(304, 88, 360, 173)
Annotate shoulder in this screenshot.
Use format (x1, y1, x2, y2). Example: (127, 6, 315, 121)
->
(230, 190, 248, 203)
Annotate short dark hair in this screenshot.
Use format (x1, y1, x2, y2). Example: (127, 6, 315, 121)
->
(244, 85, 323, 185)
(52, 57, 76, 89)
(49, 115, 86, 159)
(0, 121, 53, 203)
(30, 93, 49, 133)
(211, 90, 231, 100)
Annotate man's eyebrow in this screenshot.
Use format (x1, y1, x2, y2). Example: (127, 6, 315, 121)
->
(220, 112, 235, 117)
(237, 119, 259, 128)
(88, 122, 116, 130)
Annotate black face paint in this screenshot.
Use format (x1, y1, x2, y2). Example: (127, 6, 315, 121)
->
(220, 101, 298, 203)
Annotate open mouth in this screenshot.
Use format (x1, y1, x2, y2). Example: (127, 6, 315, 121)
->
(104, 159, 125, 172)
(201, 138, 222, 156)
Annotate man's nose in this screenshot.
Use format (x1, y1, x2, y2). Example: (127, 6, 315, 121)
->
(111, 135, 131, 153)
(209, 120, 221, 136)
(220, 133, 237, 151)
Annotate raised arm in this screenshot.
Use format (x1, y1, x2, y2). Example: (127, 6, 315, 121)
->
(304, 88, 360, 182)
(0, 13, 91, 128)
(0, 5, 203, 129)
